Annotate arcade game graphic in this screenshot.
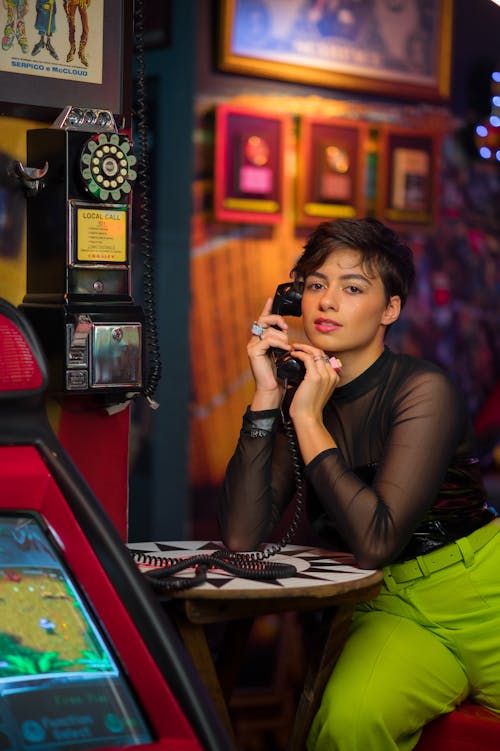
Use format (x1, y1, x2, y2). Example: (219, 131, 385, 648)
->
(0, 514, 153, 750)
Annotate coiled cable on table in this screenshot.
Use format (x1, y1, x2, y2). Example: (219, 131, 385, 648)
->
(137, 552, 299, 593)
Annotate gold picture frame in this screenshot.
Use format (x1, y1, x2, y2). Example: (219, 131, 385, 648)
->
(219, 0, 453, 101)
(296, 116, 369, 225)
(375, 125, 442, 226)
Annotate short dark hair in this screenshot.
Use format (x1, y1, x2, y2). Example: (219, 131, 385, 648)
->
(291, 218, 415, 307)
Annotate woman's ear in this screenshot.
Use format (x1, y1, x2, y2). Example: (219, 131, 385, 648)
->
(381, 296, 401, 326)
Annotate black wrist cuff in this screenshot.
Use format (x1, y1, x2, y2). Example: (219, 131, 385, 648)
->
(241, 405, 279, 438)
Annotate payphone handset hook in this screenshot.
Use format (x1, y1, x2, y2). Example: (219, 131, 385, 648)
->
(10, 160, 49, 197)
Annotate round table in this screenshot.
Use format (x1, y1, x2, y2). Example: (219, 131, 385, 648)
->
(128, 540, 383, 750)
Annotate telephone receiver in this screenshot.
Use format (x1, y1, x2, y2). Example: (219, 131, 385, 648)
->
(270, 282, 305, 386)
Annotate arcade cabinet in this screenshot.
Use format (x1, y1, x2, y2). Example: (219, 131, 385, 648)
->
(0, 296, 234, 751)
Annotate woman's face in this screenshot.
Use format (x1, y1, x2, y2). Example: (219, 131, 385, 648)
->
(300, 247, 401, 359)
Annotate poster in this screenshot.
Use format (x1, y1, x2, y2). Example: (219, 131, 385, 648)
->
(0, 0, 104, 85)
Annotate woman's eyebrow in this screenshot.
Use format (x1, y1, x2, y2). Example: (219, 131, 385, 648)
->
(340, 273, 373, 285)
(308, 271, 329, 281)
(308, 271, 372, 284)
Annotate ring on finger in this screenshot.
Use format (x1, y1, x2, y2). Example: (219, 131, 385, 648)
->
(251, 321, 266, 339)
(313, 354, 329, 362)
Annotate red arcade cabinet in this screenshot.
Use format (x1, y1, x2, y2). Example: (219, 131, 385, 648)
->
(0, 296, 234, 751)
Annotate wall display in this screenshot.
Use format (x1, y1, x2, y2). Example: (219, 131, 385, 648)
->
(214, 103, 290, 224)
(219, 0, 453, 101)
(296, 116, 369, 225)
(376, 126, 440, 226)
(0, 0, 133, 122)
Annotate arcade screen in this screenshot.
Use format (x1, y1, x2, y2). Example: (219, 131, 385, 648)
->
(0, 513, 154, 750)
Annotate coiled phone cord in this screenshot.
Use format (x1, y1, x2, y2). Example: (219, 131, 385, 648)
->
(133, 0, 162, 408)
(133, 383, 307, 592)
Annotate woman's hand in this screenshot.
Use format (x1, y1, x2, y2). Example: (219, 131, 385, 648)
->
(285, 343, 342, 464)
(248, 298, 292, 410)
(287, 343, 342, 424)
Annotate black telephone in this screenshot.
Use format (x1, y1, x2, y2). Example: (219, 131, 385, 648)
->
(271, 282, 305, 386)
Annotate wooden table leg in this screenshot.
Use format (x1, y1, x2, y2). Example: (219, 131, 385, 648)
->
(216, 617, 254, 703)
(287, 604, 355, 751)
(173, 610, 236, 742)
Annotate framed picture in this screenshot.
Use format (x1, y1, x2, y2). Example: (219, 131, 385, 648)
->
(375, 126, 441, 226)
(296, 116, 369, 225)
(219, 0, 453, 101)
(0, 0, 134, 124)
(214, 103, 291, 224)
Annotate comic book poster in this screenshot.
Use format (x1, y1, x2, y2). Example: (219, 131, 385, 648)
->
(0, 0, 104, 84)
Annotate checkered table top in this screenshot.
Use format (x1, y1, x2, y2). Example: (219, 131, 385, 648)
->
(128, 540, 382, 597)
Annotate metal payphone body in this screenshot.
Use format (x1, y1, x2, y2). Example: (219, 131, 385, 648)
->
(20, 106, 142, 401)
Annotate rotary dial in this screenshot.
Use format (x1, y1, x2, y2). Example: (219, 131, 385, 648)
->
(80, 133, 137, 202)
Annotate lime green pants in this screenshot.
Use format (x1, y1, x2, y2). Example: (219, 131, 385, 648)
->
(307, 523, 500, 751)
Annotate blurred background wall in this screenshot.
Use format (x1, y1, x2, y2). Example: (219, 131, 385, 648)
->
(124, 0, 500, 543)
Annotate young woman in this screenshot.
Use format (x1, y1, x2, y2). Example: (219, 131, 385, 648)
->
(218, 217, 500, 750)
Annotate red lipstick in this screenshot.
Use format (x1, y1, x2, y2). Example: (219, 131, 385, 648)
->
(314, 318, 342, 333)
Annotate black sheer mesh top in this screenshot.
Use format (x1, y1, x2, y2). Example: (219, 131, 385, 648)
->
(219, 348, 496, 568)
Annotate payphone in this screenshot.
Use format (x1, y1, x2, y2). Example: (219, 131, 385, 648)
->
(18, 105, 143, 404)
